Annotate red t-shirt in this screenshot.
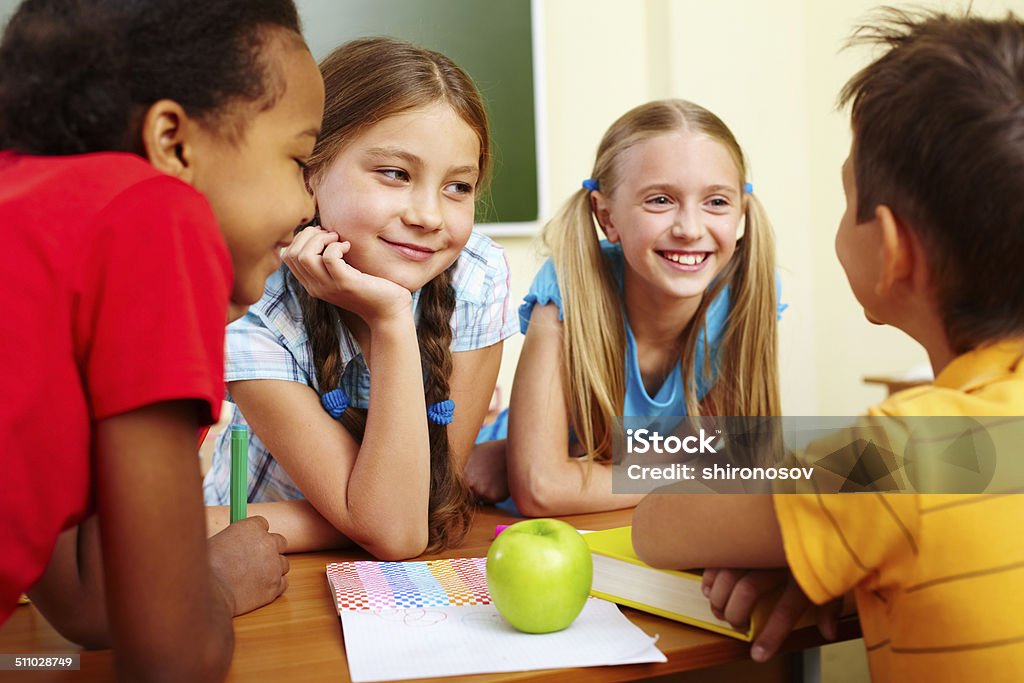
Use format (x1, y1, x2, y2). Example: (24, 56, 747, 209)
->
(0, 152, 232, 624)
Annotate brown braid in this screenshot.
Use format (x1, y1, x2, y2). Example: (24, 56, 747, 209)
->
(295, 275, 343, 394)
(293, 264, 473, 552)
(291, 268, 369, 463)
(416, 264, 474, 551)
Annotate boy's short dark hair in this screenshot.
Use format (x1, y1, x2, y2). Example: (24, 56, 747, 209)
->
(840, 9, 1024, 354)
(0, 0, 303, 155)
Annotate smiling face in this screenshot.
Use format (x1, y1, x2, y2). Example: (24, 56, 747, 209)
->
(189, 33, 325, 312)
(594, 130, 743, 305)
(312, 102, 480, 292)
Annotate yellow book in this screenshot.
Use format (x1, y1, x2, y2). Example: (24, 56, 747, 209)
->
(584, 526, 784, 641)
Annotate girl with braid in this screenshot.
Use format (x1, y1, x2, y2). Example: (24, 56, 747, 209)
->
(203, 37, 515, 559)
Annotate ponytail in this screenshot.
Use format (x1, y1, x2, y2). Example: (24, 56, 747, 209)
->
(544, 190, 627, 463)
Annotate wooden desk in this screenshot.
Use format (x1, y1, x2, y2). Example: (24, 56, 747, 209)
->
(0, 507, 857, 682)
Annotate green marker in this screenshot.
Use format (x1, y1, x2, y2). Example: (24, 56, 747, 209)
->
(230, 425, 248, 523)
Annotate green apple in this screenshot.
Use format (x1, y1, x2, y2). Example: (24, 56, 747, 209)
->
(486, 519, 593, 633)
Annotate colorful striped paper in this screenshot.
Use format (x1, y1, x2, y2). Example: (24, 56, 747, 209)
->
(327, 558, 491, 612)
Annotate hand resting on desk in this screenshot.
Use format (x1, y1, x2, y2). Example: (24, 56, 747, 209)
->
(29, 514, 290, 649)
(465, 439, 511, 504)
(208, 516, 289, 616)
(701, 568, 840, 662)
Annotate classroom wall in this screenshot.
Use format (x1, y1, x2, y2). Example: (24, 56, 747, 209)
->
(489, 0, 656, 413)
(3, 0, 1019, 415)
(493, 0, 1024, 416)
(665, 0, 821, 415)
(797, 0, 1022, 415)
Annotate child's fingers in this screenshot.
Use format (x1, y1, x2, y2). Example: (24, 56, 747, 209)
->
(701, 568, 719, 597)
(322, 239, 351, 257)
(707, 568, 744, 620)
(723, 571, 786, 629)
(279, 552, 290, 576)
(282, 231, 322, 280)
(314, 229, 342, 251)
(817, 598, 841, 641)
(287, 236, 345, 296)
(283, 227, 338, 271)
(285, 225, 327, 256)
(288, 229, 340, 269)
(750, 581, 811, 663)
(321, 241, 355, 283)
(244, 515, 271, 532)
(270, 531, 288, 556)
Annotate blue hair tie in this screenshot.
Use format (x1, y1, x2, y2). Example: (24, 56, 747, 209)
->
(743, 182, 753, 194)
(320, 387, 350, 419)
(427, 399, 455, 425)
(582, 178, 600, 192)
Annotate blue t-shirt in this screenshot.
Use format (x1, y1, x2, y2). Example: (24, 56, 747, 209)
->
(479, 241, 772, 442)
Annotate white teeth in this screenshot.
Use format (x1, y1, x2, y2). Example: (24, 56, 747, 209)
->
(663, 252, 706, 266)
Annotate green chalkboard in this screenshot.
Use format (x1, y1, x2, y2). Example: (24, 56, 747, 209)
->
(297, 0, 539, 224)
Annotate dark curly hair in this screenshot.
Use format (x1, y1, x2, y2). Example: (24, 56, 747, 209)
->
(0, 0, 303, 155)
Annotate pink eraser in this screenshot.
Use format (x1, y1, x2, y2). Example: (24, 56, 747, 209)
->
(494, 524, 510, 537)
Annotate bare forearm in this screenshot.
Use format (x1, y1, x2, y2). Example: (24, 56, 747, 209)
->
(96, 403, 235, 682)
(633, 494, 787, 569)
(206, 500, 351, 553)
(510, 446, 645, 516)
(27, 518, 109, 649)
(346, 317, 430, 553)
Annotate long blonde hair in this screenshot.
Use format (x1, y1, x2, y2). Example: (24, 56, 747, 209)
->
(544, 99, 780, 463)
(297, 37, 490, 551)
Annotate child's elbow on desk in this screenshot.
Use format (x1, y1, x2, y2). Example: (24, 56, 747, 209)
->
(37, 611, 110, 651)
(508, 472, 564, 518)
(632, 495, 685, 568)
(507, 442, 588, 517)
(631, 494, 717, 570)
(148, 643, 232, 683)
(355, 527, 428, 562)
(316, 503, 428, 560)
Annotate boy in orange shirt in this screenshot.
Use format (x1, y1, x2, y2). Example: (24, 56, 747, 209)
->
(632, 10, 1024, 682)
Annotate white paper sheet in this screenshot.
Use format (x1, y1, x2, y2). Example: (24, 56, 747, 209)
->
(341, 597, 666, 682)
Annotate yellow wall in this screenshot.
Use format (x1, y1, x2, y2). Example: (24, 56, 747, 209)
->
(6, 0, 1013, 416)
(492, 0, 1024, 415)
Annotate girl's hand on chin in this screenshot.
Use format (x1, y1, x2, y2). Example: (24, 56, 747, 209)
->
(283, 226, 411, 324)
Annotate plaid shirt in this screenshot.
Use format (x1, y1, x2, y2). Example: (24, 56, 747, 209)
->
(203, 230, 516, 504)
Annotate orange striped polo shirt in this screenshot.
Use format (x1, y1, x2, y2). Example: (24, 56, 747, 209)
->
(775, 340, 1024, 682)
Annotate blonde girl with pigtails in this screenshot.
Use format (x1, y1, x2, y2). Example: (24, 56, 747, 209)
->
(467, 99, 783, 515)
